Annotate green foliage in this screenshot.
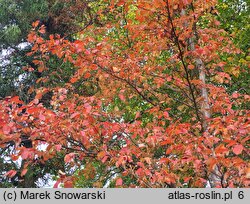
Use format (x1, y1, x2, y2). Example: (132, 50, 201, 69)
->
(0, 0, 48, 48)
(216, 0, 250, 100)
(73, 160, 107, 188)
(217, 0, 250, 53)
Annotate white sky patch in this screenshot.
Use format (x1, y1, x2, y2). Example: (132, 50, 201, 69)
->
(0, 48, 13, 66)
(37, 143, 49, 151)
(36, 174, 57, 188)
(0, 42, 30, 66)
(206, 181, 211, 188)
(17, 42, 30, 50)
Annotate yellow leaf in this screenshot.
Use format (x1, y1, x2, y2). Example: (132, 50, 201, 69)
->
(177, 105, 186, 111)
(113, 66, 120, 72)
(38, 66, 44, 72)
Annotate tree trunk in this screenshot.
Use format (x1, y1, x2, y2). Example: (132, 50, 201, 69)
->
(181, 9, 221, 187)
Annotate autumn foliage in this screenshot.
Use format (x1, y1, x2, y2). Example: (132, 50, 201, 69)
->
(0, 0, 249, 188)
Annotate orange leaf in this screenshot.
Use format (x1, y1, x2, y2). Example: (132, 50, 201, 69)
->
(215, 144, 229, 156)
(159, 158, 170, 164)
(144, 157, 152, 165)
(27, 32, 36, 42)
(188, 64, 195, 70)
(27, 107, 40, 114)
(38, 25, 46, 34)
(32, 20, 40, 28)
(160, 138, 172, 145)
(206, 158, 217, 171)
(246, 167, 250, 179)
(84, 72, 91, 79)
(70, 77, 78, 83)
(10, 96, 23, 104)
(97, 151, 106, 160)
(38, 66, 45, 72)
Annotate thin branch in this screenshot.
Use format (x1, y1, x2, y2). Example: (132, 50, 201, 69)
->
(95, 63, 159, 108)
(165, 0, 202, 127)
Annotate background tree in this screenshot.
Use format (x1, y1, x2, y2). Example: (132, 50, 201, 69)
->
(217, 0, 249, 53)
(0, 0, 103, 187)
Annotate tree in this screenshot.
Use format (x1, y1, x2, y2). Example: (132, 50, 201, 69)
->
(217, 0, 250, 53)
(0, 0, 104, 187)
(0, 0, 103, 99)
(0, 0, 249, 188)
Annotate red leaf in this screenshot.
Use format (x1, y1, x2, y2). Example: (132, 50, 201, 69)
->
(5, 170, 17, 178)
(196, 48, 205, 55)
(64, 180, 73, 188)
(80, 130, 86, 137)
(136, 168, 143, 177)
(101, 156, 109, 163)
(135, 112, 140, 119)
(119, 94, 125, 101)
(184, 177, 191, 183)
(232, 92, 240, 99)
(84, 103, 92, 113)
(232, 144, 243, 155)
(21, 169, 28, 177)
(33, 98, 39, 104)
(70, 112, 80, 119)
(55, 144, 62, 151)
(39, 114, 46, 121)
(116, 178, 123, 186)
(163, 111, 169, 118)
(21, 149, 31, 160)
(3, 125, 11, 134)
(182, 0, 190, 5)
(64, 153, 76, 163)
(217, 62, 226, 67)
(53, 179, 61, 188)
